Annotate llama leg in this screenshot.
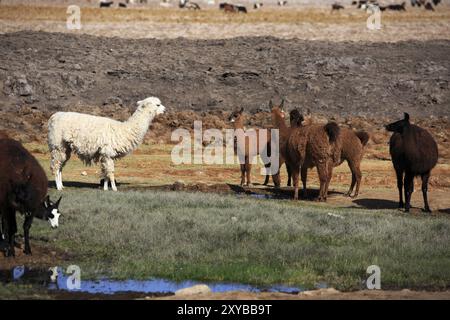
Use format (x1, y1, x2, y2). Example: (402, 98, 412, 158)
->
(50, 149, 63, 190)
(110, 173, 118, 192)
(301, 165, 308, 199)
(8, 208, 17, 257)
(316, 162, 328, 202)
(50, 148, 69, 190)
(291, 165, 300, 200)
(394, 166, 404, 209)
(404, 172, 414, 213)
(103, 158, 117, 192)
(263, 163, 270, 185)
(352, 161, 362, 198)
(421, 171, 431, 213)
(23, 215, 33, 255)
(100, 157, 109, 191)
(2, 207, 15, 257)
(347, 160, 362, 198)
(246, 163, 252, 186)
(240, 164, 246, 186)
(323, 162, 334, 201)
(287, 164, 292, 187)
(103, 178, 109, 191)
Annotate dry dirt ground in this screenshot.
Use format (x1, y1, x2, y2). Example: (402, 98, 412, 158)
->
(154, 288, 450, 300)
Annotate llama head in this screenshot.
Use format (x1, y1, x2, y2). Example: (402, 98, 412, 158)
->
(228, 107, 244, 123)
(269, 99, 286, 123)
(386, 112, 410, 133)
(289, 109, 304, 128)
(136, 97, 165, 116)
(39, 195, 62, 229)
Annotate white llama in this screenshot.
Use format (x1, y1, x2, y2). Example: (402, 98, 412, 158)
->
(48, 97, 165, 191)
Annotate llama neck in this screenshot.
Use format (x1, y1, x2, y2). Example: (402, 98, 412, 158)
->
(124, 108, 157, 147)
(233, 118, 245, 130)
(273, 115, 289, 135)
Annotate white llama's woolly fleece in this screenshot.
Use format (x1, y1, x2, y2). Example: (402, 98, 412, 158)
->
(48, 97, 165, 166)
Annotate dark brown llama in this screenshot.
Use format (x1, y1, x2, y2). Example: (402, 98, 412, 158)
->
(0, 138, 62, 256)
(386, 113, 438, 212)
(286, 109, 304, 186)
(229, 108, 271, 186)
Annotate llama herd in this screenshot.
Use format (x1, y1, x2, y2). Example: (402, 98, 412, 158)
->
(0, 96, 440, 258)
(231, 101, 437, 212)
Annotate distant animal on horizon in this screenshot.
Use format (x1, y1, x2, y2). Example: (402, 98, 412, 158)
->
(253, 3, 263, 9)
(47, 97, 165, 191)
(386, 2, 406, 10)
(236, 5, 247, 13)
(278, 0, 287, 6)
(100, 1, 114, 8)
(386, 113, 438, 213)
(0, 138, 62, 257)
(425, 2, 434, 10)
(119, 2, 127, 7)
(179, 0, 200, 9)
(331, 3, 345, 10)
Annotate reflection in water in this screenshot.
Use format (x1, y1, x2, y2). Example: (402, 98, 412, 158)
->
(3, 266, 303, 295)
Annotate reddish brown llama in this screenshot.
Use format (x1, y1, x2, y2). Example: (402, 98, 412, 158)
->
(289, 110, 369, 198)
(228, 108, 271, 186)
(286, 119, 341, 202)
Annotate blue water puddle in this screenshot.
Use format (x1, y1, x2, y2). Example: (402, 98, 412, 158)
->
(5, 266, 302, 295)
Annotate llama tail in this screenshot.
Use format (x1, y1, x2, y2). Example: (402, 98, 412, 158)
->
(355, 131, 370, 146)
(324, 122, 340, 143)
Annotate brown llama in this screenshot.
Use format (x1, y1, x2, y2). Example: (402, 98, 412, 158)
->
(268, 100, 294, 188)
(286, 109, 304, 186)
(0, 138, 62, 256)
(286, 117, 341, 201)
(386, 113, 438, 212)
(228, 107, 271, 186)
(289, 110, 369, 197)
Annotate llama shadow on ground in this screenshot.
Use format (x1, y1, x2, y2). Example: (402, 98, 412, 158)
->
(438, 208, 450, 215)
(227, 184, 343, 200)
(48, 181, 129, 190)
(352, 198, 399, 210)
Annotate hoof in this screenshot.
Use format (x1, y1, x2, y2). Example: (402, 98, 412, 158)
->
(423, 207, 432, 213)
(23, 249, 32, 255)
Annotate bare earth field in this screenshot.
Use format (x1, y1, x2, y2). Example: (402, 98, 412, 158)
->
(0, 3, 449, 299)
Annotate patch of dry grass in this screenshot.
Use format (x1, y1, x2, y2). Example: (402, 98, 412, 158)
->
(1, 5, 450, 24)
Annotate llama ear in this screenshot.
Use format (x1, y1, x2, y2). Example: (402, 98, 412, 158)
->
(404, 112, 410, 122)
(269, 100, 273, 109)
(55, 196, 62, 207)
(280, 99, 285, 110)
(239, 107, 244, 113)
(44, 195, 50, 208)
